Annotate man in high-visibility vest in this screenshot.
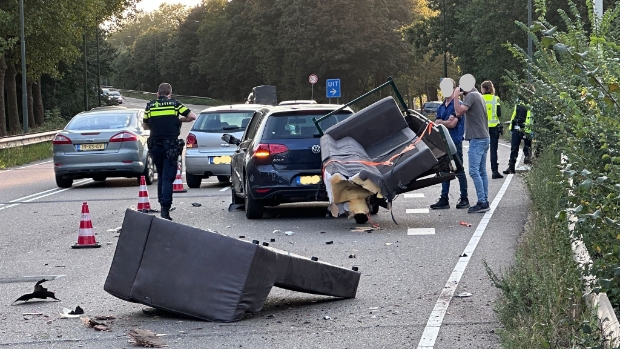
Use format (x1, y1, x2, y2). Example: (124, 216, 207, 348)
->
(481, 80, 503, 179)
(503, 101, 532, 174)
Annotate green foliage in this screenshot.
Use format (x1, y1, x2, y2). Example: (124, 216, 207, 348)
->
(0, 142, 52, 170)
(507, 0, 620, 323)
(486, 150, 605, 347)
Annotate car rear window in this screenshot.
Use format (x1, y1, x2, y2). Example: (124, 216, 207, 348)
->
(424, 102, 441, 109)
(262, 112, 351, 140)
(193, 111, 255, 133)
(65, 113, 132, 130)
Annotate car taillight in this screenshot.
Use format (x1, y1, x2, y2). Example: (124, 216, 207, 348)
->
(52, 134, 72, 145)
(109, 131, 138, 142)
(186, 133, 197, 148)
(253, 143, 288, 158)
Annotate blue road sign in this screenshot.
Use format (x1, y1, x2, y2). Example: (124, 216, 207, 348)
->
(326, 79, 341, 98)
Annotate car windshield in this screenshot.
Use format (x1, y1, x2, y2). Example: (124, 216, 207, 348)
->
(193, 111, 255, 133)
(65, 113, 132, 131)
(262, 112, 351, 140)
(109, 91, 121, 96)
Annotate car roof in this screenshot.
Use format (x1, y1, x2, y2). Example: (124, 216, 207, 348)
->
(278, 100, 317, 105)
(81, 106, 141, 115)
(261, 104, 354, 115)
(198, 104, 266, 113)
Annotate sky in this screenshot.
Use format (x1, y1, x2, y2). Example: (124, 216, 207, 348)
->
(136, 0, 202, 13)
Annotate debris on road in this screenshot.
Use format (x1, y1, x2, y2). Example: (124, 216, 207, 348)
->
(349, 254, 356, 258)
(128, 328, 167, 348)
(326, 241, 334, 245)
(284, 231, 295, 236)
(459, 221, 472, 227)
(107, 227, 122, 233)
(95, 315, 116, 320)
(273, 229, 282, 234)
(323, 316, 331, 320)
(60, 306, 84, 318)
(460, 253, 468, 257)
(455, 292, 473, 298)
(191, 203, 202, 207)
(12, 279, 60, 304)
(81, 317, 111, 331)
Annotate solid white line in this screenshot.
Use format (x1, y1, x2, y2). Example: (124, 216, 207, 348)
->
(0, 178, 91, 211)
(220, 186, 230, 192)
(404, 193, 425, 198)
(406, 208, 429, 214)
(498, 143, 511, 148)
(416, 153, 522, 348)
(407, 228, 435, 235)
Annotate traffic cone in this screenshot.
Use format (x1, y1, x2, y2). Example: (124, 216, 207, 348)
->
(173, 163, 187, 193)
(72, 202, 101, 249)
(137, 176, 152, 212)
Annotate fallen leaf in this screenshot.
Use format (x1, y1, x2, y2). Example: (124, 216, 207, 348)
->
(128, 328, 168, 348)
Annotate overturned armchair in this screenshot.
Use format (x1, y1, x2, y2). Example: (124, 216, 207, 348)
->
(314, 77, 462, 223)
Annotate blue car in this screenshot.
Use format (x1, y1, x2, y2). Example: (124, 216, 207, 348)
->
(224, 104, 353, 219)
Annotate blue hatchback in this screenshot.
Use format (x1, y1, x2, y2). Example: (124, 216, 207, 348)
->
(225, 104, 353, 219)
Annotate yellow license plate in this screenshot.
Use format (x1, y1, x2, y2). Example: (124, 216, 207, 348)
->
(297, 175, 321, 185)
(78, 143, 105, 151)
(211, 156, 232, 164)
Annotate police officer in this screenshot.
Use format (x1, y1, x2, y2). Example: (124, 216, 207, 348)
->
(143, 83, 197, 220)
(503, 100, 532, 174)
(481, 80, 503, 179)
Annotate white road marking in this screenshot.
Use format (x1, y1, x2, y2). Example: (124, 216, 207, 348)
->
(407, 228, 435, 235)
(0, 160, 53, 174)
(220, 186, 230, 192)
(404, 193, 425, 198)
(406, 208, 429, 214)
(499, 143, 511, 148)
(416, 152, 522, 348)
(0, 178, 92, 211)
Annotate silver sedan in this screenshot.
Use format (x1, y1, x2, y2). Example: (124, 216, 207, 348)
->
(52, 107, 155, 188)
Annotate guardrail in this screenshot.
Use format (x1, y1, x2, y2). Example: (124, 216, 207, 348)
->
(0, 130, 60, 149)
(117, 88, 218, 102)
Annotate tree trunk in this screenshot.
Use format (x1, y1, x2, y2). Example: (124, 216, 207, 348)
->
(27, 82, 35, 130)
(33, 78, 44, 126)
(5, 63, 20, 134)
(0, 55, 7, 137)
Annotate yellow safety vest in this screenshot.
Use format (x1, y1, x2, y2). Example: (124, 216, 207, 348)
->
(511, 105, 532, 134)
(483, 94, 500, 127)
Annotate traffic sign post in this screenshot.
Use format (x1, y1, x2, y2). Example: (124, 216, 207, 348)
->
(326, 79, 341, 100)
(309, 74, 318, 101)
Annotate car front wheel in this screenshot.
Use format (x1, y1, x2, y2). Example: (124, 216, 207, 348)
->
(186, 173, 202, 188)
(217, 175, 230, 183)
(244, 177, 264, 219)
(56, 175, 73, 188)
(142, 153, 155, 185)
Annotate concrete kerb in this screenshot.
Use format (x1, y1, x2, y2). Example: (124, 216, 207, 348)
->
(564, 154, 620, 347)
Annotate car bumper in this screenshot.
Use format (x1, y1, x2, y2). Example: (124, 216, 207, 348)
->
(247, 167, 326, 203)
(185, 150, 233, 177)
(54, 160, 146, 178)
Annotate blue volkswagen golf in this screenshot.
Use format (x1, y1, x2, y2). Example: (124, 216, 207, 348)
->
(223, 104, 353, 219)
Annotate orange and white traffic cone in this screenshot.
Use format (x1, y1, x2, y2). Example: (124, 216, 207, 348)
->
(72, 202, 101, 249)
(172, 163, 187, 193)
(137, 176, 152, 213)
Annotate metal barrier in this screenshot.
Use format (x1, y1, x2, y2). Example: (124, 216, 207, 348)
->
(117, 89, 217, 102)
(0, 130, 60, 149)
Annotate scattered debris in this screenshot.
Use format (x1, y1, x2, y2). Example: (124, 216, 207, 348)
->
(95, 315, 116, 320)
(191, 203, 202, 207)
(128, 328, 168, 348)
(12, 279, 60, 304)
(460, 253, 468, 257)
(239, 235, 245, 239)
(273, 229, 282, 234)
(22, 312, 44, 316)
(459, 221, 472, 227)
(349, 254, 356, 258)
(266, 314, 275, 319)
(320, 231, 327, 234)
(107, 227, 122, 233)
(270, 238, 276, 242)
(284, 231, 295, 236)
(81, 317, 111, 331)
(455, 292, 473, 298)
(60, 306, 84, 318)
(262, 242, 269, 247)
(385, 243, 393, 246)
(323, 316, 331, 320)
(311, 256, 319, 261)
(352, 266, 359, 271)
(326, 241, 333, 245)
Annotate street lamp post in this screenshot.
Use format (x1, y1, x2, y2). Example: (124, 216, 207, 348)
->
(19, 0, 28, 133)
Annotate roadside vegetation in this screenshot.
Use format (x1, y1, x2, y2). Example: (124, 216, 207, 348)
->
(0, 142, 51, 170)
(488, 2, 620, 347)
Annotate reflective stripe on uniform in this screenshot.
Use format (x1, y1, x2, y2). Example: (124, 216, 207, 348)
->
(483, 94, 500, 127)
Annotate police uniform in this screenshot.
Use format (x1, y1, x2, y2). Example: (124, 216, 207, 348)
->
(503, 104, 532, 174)
(144, 97, 191, 219)
(483, 94, 502, 176)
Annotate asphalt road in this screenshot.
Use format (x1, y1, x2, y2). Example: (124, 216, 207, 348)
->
(0, 101, 529, 348)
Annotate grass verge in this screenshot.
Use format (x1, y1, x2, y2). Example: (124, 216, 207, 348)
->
(486, 149, 604, 348)
(0, 142, 52, 170)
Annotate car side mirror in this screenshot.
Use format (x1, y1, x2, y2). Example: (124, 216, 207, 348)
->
(222, 133, 240, 146)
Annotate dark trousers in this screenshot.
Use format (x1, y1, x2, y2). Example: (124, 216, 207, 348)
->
(509, 131, 531, 165)
(441, 142, 468, 199)
(150, 143, 178, 208)
(489, 126, 500, 172)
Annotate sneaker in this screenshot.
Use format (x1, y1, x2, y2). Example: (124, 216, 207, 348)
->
(430, 197, 450, 209)
(467, 201, 490, 213)
(456, 197, 470, 209)
(492, 171, 504, 179)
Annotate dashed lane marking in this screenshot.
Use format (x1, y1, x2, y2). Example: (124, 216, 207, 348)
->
(406, 208, 430, 214)
(404, 193, 425, 198)
(407, 228, 435, 235)
(220, 186, 230, 192)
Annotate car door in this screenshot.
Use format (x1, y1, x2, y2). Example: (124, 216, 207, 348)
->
(232, 111, 263, 195)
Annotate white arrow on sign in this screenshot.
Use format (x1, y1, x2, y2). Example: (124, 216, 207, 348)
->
(330, 88, 337, 96)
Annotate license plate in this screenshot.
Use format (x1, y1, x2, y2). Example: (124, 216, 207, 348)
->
(209, 156, 232, 164)
(296, 175, 321, 185)
(77, 143, 105, 151)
